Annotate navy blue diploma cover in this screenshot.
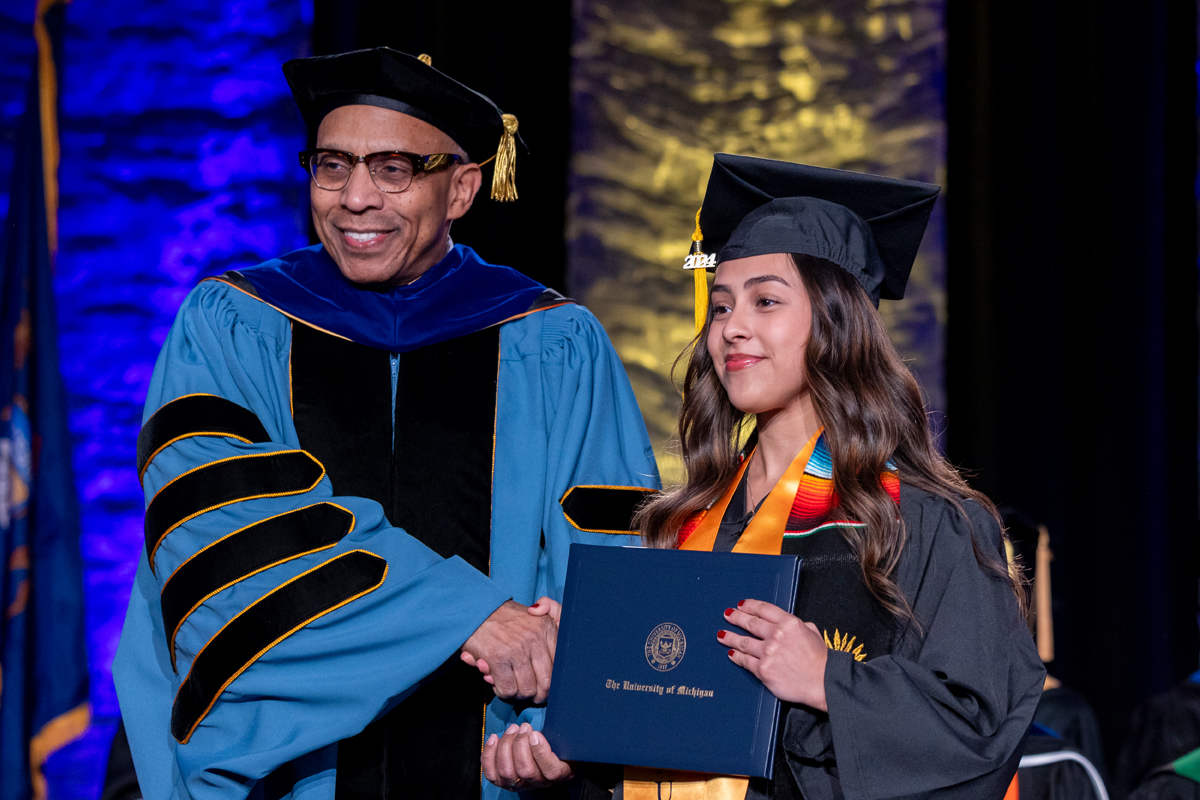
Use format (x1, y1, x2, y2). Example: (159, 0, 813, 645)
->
(543, 544, 801, 778)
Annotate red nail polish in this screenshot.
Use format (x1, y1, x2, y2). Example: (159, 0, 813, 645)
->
(724, 607, 734, 616)
(531, 603, 540, 609)
(738, 600, 745, 608)
(728, 649, 735, 657)
(717, 630, 727, 640)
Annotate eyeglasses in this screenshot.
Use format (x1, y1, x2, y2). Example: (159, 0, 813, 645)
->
(298, 149, 463, 193)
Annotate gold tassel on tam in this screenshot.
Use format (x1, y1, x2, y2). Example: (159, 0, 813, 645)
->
(417, 53, 433, 66)
(683, 209, 714, 334)
(490, 113, 519, 201)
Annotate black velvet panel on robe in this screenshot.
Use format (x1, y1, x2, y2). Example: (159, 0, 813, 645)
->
(172, 550, 388, 744)
(137, 393, 271, 477)
(290, 323, 394, 507)
(290, 321, 500, 799)
(560, 485, 659, 533)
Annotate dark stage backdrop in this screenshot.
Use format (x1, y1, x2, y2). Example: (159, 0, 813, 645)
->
(946, 0, 1199, 773)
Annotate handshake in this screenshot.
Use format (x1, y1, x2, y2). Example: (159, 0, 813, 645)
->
(459, 597, 562, 704)
(461, 598, 574, 790)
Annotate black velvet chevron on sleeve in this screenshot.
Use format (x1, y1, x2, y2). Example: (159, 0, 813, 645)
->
(144, 450, 325, 573)
(159, 502, 355, 671)
(137, 394, 271, 479)
(170, 549, 387, 744)
(559, 486, 660, 534)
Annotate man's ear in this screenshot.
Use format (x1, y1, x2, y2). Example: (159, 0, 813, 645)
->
(446, 162, 483, 222)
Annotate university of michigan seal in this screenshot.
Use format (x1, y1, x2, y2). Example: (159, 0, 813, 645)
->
(645, 623, 686, 671)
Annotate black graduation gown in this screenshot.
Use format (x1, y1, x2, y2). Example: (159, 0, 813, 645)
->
(1016, 733, 1108, 800)
(1033, 685, 1108, 782)
(1129, 774, 1200, 800)
(1115, 679, 1200, 799)
(714, 478, 1044, 800)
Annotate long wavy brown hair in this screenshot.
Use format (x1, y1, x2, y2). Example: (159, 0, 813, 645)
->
(635, 253, 1026, 622)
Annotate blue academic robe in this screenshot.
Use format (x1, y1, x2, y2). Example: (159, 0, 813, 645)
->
(114, 244, 659, 800)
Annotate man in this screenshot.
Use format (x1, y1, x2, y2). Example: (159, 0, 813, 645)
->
(114, 48, 659, 800)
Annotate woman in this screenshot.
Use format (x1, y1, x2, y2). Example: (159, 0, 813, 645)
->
(479, 154, 1045, 799)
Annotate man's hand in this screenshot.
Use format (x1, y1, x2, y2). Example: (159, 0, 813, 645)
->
(463, 597, 561, 690)
(461, 600, 558, 703)
(720, 598, 829, 711)
(482, 722, 575, 791)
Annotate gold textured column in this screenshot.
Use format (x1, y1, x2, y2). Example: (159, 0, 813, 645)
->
(570, 0, 946, 483)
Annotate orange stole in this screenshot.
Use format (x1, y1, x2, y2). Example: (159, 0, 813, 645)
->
(622, 429, 823, 800)
(679, 429, 822, 556)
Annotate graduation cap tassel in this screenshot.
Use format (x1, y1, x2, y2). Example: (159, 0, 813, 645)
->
(1035, 525, 1054, 663)
(490, 113, 519, 202)
(686, 209, 710, 335)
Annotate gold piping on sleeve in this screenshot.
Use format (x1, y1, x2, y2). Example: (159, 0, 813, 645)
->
(146, 392, 222, 413)
(161, 501, 356, 672)
(174, 549, 388, 744)
(146, 450, 326, 573)
(558, 485, 661, 535)
(139, 393, 263, 484)
(140, 433, 254, 484)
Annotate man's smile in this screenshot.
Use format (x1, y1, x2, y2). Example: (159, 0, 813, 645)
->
(338, 228, 393, 249)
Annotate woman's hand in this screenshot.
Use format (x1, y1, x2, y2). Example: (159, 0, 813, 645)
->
(525, 596, 562, 631)
(462, 597, 562, 685)
(482, 722, 575, 791)
(720, 598, 829, 711)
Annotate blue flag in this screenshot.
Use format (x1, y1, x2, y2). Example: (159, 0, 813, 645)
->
(0, 2, 90, 798)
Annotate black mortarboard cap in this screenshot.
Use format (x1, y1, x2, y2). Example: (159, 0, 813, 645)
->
(694, 153, 940, 305)
(283, 48, 521, 200)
